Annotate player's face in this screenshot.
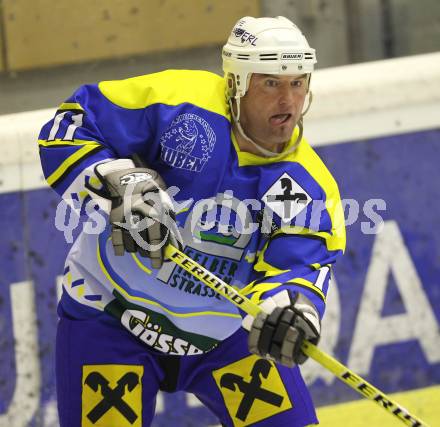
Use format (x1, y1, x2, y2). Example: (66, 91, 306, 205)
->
(239, 73, 308, 147)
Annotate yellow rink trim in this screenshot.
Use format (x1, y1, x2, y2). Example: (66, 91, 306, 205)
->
(316, 385, 439, 426)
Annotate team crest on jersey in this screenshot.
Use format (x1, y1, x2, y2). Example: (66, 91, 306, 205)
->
(160, 113, 216, 172)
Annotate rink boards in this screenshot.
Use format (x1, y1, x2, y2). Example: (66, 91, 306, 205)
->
(0, 53, 439, 426)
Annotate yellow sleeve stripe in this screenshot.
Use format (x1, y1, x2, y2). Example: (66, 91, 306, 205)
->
(287, 278, 326, 301)
(273, 226, 332, 240)
(247, 284, 282, 304)
(241, 279, 326, 304)
(38, 138, 101, 147)
(253, 240, 290, 276)
(272, 226, 342, 252)
(46, 144, 102, 187)
(176, 207, 190, 215)
(241, 282, 281, 297)
(239, 280, 258, 296)
(57, 102, 83, 111)
(254, 225, 341, 277)
(253, 255, 290, 277)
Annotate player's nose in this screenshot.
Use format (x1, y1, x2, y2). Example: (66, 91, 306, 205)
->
(278, 85, 296, 109)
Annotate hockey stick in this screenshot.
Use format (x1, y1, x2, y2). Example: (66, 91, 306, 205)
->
(165, 244, 429, 427)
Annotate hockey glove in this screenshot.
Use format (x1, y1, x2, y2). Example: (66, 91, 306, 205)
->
(242, 290, 320, 367)
(93, 159, 182, 269)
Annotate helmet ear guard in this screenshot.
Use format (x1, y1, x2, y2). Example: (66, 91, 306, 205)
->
(226, 73, 236, 98)
(226, 72, 254, 102)
(302, 90, 313, 116)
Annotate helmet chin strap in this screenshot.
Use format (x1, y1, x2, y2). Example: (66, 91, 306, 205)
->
(229, 91, 312, 158)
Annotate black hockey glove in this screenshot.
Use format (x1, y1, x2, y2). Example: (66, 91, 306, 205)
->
(92, 159, 182, 269)
(242, 290, 320, 367)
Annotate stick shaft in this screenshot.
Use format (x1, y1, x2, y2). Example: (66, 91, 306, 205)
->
(165, 245, 428, 427)
(165, 245, 260, 317)
(302, 341, 428, 427)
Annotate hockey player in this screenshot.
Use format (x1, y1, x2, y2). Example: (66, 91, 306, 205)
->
(39, 16, 345, 427)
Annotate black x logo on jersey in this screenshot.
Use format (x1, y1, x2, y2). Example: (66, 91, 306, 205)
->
(220, 359, 284, 421)
(267, 177, 308, 219)
(84, 371, 140, 424)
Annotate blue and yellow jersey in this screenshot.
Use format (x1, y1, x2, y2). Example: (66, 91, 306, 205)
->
(38, 70, 346, 355)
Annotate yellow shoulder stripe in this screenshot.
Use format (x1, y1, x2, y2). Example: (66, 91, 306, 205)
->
(293, 141, 346, 252)
(98, 70, 230, 120)
(231, 128, 345, 252)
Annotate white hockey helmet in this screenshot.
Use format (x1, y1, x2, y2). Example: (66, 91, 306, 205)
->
(222, 16, 317, 99)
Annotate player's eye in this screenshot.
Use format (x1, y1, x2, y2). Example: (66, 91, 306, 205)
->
(265, 79, 278, 87)
(292, 80, 303, 88)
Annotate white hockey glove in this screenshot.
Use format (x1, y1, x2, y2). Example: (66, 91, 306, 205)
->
(242, 290, 320, 367)
(93, 159, 182, 269)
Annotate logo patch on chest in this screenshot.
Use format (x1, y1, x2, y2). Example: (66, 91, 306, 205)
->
(262, 173, 312, 222)
(160, 113, 216, 172)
